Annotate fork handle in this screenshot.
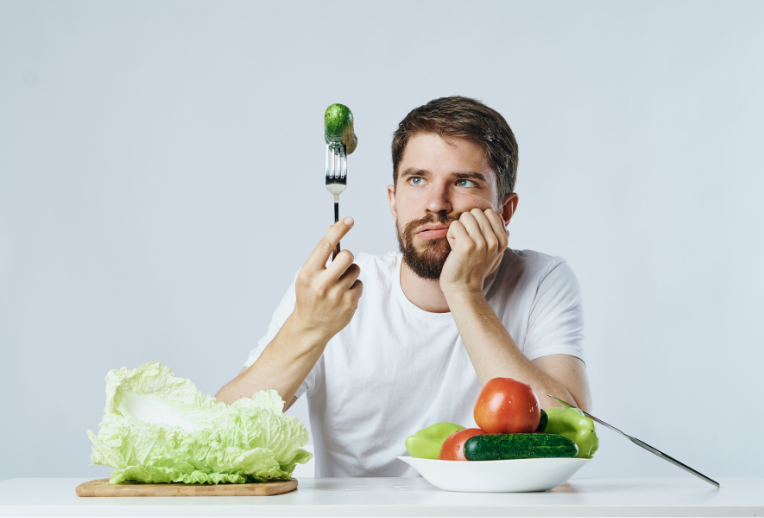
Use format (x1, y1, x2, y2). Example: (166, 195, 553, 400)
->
(333, 201, 340, 260)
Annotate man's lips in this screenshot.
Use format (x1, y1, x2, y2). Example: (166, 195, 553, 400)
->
(416, 224, 450, 240)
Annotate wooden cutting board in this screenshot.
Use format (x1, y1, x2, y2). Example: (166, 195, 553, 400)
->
(75, 478, 298, 497)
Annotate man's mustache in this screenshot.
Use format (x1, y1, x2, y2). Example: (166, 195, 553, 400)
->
(403, 212, 462, 238)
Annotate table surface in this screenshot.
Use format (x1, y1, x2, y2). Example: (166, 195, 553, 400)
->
(0, 477, 761, 517)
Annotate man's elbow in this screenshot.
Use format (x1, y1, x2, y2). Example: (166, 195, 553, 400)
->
(215, 367, 250, 405)
(215, 387, 232, 405)
(567, 389, 592, 414)
(215, 379, 242, 405)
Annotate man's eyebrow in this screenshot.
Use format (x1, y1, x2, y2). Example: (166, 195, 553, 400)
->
(400, 168, 487, 182)
(400, 168, 428, 178)
(453, 172, 487, 182)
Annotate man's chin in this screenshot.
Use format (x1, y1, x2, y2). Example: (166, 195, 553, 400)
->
(401, 238, 450, 280)
(412, 240, 444, 254)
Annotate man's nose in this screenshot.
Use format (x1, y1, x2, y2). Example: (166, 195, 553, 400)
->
(425, 182, 452, 214)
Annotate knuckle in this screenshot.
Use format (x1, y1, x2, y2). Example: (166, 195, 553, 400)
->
(318, 238, 334, 252)
(314, 283, 328, 297)
(297, 270, 311, 285)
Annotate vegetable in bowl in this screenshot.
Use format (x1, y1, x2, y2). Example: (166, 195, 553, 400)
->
(464, 433, 578, 461)
(544, 407, 599, 458)
(404, 422, 465, 460)
(403, 376, 598, 462)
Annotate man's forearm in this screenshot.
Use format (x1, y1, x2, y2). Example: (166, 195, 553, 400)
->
(215, 316, 327, 406)
(446, 290, 578, 411)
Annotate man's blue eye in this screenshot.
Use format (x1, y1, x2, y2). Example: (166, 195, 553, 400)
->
(457, 179, 476, 187)
(411, 177, 424, 185)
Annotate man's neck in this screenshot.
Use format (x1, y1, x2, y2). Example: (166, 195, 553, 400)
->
(399, 261, 451, 313)
(398, 252, 506, 314)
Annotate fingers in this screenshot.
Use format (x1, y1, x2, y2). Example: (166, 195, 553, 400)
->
(347, 278, 364, 300)
(483, 209, 509, 250)
(305, 217, 355, 272)
(454, 209, 506, 254)
(446, 219, 471, 250)
(324, 249, 355, 281)
(470, 209, 497, 249)
(458, 211, 487, 250)
(336, 262, 361, 290)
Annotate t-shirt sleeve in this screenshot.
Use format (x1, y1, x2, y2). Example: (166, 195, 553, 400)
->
(242, 273, 315, 399)
(523, 259, 586, 365)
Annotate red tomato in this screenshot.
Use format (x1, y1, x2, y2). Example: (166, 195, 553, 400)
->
(438, 428, 484, 461)
(474, 377, 540, 434)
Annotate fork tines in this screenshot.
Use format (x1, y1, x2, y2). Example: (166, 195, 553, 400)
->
(325, 142, 347, 185)
(325, 142, 348, 261)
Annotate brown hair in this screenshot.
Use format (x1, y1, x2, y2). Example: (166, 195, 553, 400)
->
(391, 96, 519, 202)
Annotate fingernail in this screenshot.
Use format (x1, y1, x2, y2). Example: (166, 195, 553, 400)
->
(344, 217, 354, 226)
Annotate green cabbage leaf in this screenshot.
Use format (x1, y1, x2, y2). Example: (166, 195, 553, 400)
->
(87, 362, 311, 484)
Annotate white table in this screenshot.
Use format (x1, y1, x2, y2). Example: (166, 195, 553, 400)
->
(0, 477, 760, 517)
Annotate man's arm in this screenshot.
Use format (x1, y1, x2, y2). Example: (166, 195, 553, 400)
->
(225, 367, 299, 411)
(441, 208, 592, 412)
(215, 319, 328, 408)
(216, 217, 363, 408)
(444, 289, 591, 412)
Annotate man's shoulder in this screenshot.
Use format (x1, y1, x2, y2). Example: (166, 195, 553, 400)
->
(494, 248, 578, 295)
(504, 248, 569, 277)
(489, 248, 580, 311)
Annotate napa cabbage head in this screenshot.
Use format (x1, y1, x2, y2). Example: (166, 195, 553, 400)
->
(87, 362, 312, 484)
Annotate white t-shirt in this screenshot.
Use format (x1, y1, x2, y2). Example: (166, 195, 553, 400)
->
(244, 249, 585, 477)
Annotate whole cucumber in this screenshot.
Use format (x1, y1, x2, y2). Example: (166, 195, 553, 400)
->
(464, 433, 578, 461)
(324, 103, 358, 154)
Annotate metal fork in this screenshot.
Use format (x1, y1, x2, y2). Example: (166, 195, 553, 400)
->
(547, 394, 720, 488)
(325, 142, 347, 261)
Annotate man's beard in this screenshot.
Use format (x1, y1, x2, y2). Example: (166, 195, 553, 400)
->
(396, 212, 461, 280)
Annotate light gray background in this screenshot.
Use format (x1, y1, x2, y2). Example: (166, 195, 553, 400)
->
(1, 0, 762, 482)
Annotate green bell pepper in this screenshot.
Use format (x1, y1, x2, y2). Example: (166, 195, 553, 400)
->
(405, 423, 465, 459)
(544, 407, 599, 459)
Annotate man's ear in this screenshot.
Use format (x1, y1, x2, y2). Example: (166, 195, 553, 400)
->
(500, 193, 519, 226)
(387, 184, 397, 221)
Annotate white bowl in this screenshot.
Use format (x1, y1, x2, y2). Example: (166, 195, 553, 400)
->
(398, 456, 591, 493)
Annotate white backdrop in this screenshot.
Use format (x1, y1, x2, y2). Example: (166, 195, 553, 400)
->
(1, 0, 763, 481)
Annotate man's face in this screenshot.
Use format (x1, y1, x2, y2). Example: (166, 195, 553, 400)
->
(387, 133, 507, 280)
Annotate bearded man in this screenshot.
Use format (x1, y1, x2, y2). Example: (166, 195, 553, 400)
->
(217, 96, 592, 477)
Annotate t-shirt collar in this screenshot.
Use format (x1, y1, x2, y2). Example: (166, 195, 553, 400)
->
(391, 252, 500, 321)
